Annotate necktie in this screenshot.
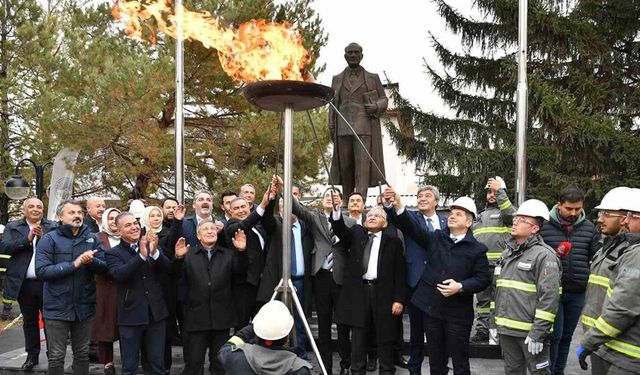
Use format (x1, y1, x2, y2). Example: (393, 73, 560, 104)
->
(362, 233, 375, 275)
(207, 250, 212, 262)
(327, 217, 338, 245)
(426, 217, 435, 232)
(131, 243, 139, 253)
(291, 227, 298, 276)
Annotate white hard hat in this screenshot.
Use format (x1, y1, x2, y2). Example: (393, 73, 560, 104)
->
(621, 188, 640, 213)
(0, 224, 4, 234)
(595, 187, 632, 211)
(128, 199, 146, 219)
(450, 197, 477, 219)
(516, 199, 550, 221)
(253, 300, 294, 341)
(485, 176, 507, 190)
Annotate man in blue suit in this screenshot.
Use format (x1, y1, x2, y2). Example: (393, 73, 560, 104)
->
(401, 186, 448, 375)
(106, 212, 172, 375)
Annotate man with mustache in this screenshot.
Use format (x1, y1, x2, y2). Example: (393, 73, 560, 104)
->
(85, 197, 107, 233)
(0, 198, 57, 370)
(35, 200, 108, 375)
(539, 186, 600, 375)
(182, 191, 224, 247)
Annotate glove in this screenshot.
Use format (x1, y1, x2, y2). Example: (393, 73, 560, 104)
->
(577, 345, 591, 370)
(524, 336, 543, 355)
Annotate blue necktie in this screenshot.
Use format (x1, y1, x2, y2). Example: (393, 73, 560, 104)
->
(426, 218, 435, 232)
(131, 243, 139, 253)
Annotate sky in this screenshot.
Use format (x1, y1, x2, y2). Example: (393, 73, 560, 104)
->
(310, 0, 461, 112)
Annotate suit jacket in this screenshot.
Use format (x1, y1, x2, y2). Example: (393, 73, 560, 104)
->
(330, 214, 406, 342)
(329, 67, 388, 185)
(224, 210, 265, 287)
(292, 198, 355, 285)
(386, 209, 448, 288)
(84, 215, 100, 233)
(173, 243, 248, 332)
(181, 215, 200, 247)
(0, 218, 57, 300)
(106, 240, 171, 326)
(256, 199, 313, 314)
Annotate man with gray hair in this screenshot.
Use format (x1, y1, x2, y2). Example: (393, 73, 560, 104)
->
(36, 200, 107, 375)
(182, 190, 224, 247)
(0, 197, 57, 370)
(84, 197, 106, 233)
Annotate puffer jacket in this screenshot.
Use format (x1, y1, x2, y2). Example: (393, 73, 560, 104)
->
(36, 224, 107, 321)
(581, 233, 640, 330)
(540, 205, 600, 293)
(582, 244, 640, 373)
(473, 188, 516, 265)
(493, 234, 561, 340)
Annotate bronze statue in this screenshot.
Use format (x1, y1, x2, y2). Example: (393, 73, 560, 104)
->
(329, 42, 388, 197)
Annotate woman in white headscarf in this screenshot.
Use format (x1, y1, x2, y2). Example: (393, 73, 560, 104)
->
(92, 208, 121, 375)
(141, 206, 164, 235)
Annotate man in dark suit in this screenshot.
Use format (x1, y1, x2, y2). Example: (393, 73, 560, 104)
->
(218, 190, 237, 225)
(384, 187, 491, 375)
(224, 191, 268, 329)
(291, 184, 356, 375)
(84, 197, 106, 233)
(328, 42, 388, 196)
(257, 193, 314, 358)
(402, 186, 448, 374)
(106, 212, 171, 375)
(330, 207, 406, 375)
(0, 198, 57, 370)
(173, 219, 248, 375)
(182, 190, 224, 247)
(348, 191, 366, 225)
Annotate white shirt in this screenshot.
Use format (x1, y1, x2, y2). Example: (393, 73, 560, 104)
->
(350, 214, 364, 226)
(292, 221, 304, 276)
(363, 231, 382, 280)
(450, 233, 465, 243)
(422, 212, 441, 231)
(25, 222, 37, 279)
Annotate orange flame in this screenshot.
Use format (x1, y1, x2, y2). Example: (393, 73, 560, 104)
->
(112, 0, 310, 82)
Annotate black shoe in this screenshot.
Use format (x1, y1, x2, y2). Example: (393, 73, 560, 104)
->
(1, 306, 16, 321)
(339, 368, 350, 375)
(366, 357, 377, 372)
(394, 353, 408, 369)
(104, 363, 116, 375)
(21, 357, 38, 371)
(470, 330, 489, 343)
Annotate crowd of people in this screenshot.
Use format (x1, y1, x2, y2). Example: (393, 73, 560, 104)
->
(1, 175, 639, 375)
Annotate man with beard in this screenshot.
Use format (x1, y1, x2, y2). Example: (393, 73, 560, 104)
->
(85, 197, 107, 233)
(539, 186, 600, 375)
(0, 198, 57, 370)
(36, 200, 108, 375)
(160, 198, 178, 229)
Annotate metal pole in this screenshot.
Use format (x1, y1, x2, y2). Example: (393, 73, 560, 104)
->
(281, 105, 294, 307)
(174, 0, 185, 204)
(515, 0, 528, 205)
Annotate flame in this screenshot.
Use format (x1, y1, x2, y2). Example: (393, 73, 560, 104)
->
(112, 0, 310, 82)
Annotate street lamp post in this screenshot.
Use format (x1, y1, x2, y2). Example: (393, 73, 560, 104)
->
(4, 159, 52, 200)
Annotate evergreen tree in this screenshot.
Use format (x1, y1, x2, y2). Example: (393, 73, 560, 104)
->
(386, 0, 640, 208)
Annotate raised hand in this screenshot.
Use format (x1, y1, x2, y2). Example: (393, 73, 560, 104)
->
(147, 232, 159, 256)
(174, 205, 186, 221)
(139, 236, 149, 258)
(174, 237, 190, 258)
(232, 229, 247, 252)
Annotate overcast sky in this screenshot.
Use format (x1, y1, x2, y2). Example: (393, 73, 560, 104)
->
(311, 0, 458, 112)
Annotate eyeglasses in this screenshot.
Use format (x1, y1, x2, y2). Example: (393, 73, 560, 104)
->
(627, 212, 640, 219)
(598, 211, 626, 218)
(512, 217, 538, 226)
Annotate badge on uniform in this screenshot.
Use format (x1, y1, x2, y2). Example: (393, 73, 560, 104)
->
(86, 238, 95, 243)
(517, 262, 532, 271)
(494, 266, 501, 276)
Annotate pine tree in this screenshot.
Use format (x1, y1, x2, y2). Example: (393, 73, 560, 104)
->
(386, 0, 640, 208)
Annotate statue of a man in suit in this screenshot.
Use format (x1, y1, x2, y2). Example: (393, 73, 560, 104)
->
(329, 42, 388, 197)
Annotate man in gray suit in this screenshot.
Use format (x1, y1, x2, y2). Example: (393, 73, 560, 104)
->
(329, 42, 388, 197)
(290, 185, 356, 375)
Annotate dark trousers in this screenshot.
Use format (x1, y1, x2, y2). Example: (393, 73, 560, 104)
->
(183, 329, 229, 375)
(119, 319, 166, 375)
(550, 291, 585, 375)
(45, 316, 94, 375)
(500, 334, 551, 375)
(313, 269, 351, 373)
(233, 282, 258, 330)
(351, 284, 395, 375)
(97, 342, 114, 364)
(292, 278, 309, 357)
(424, 314, 472, 375)
(335, 135, 372, 196)
(408, 287, 426, 372)
(18, 279, 44, 357)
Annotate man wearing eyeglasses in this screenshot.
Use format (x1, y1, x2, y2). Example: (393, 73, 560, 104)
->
(493, 199, 561, 375)
(539, 187, 600, 375)
(578, 188, 640, 375)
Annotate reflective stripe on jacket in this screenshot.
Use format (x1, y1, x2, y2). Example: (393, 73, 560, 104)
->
(493, 234, 561, 340)
(581, 233, 640, 330)
(582, 244, 640, 373)
(473, 189, 516, 265)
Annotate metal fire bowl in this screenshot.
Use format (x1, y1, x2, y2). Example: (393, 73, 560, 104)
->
(243, 80, 334, 112)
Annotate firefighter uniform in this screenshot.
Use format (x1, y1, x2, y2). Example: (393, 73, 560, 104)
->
(581, 243, 640, 375)
(472, 187, 516, 339)
(494, 234, 561, 374)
